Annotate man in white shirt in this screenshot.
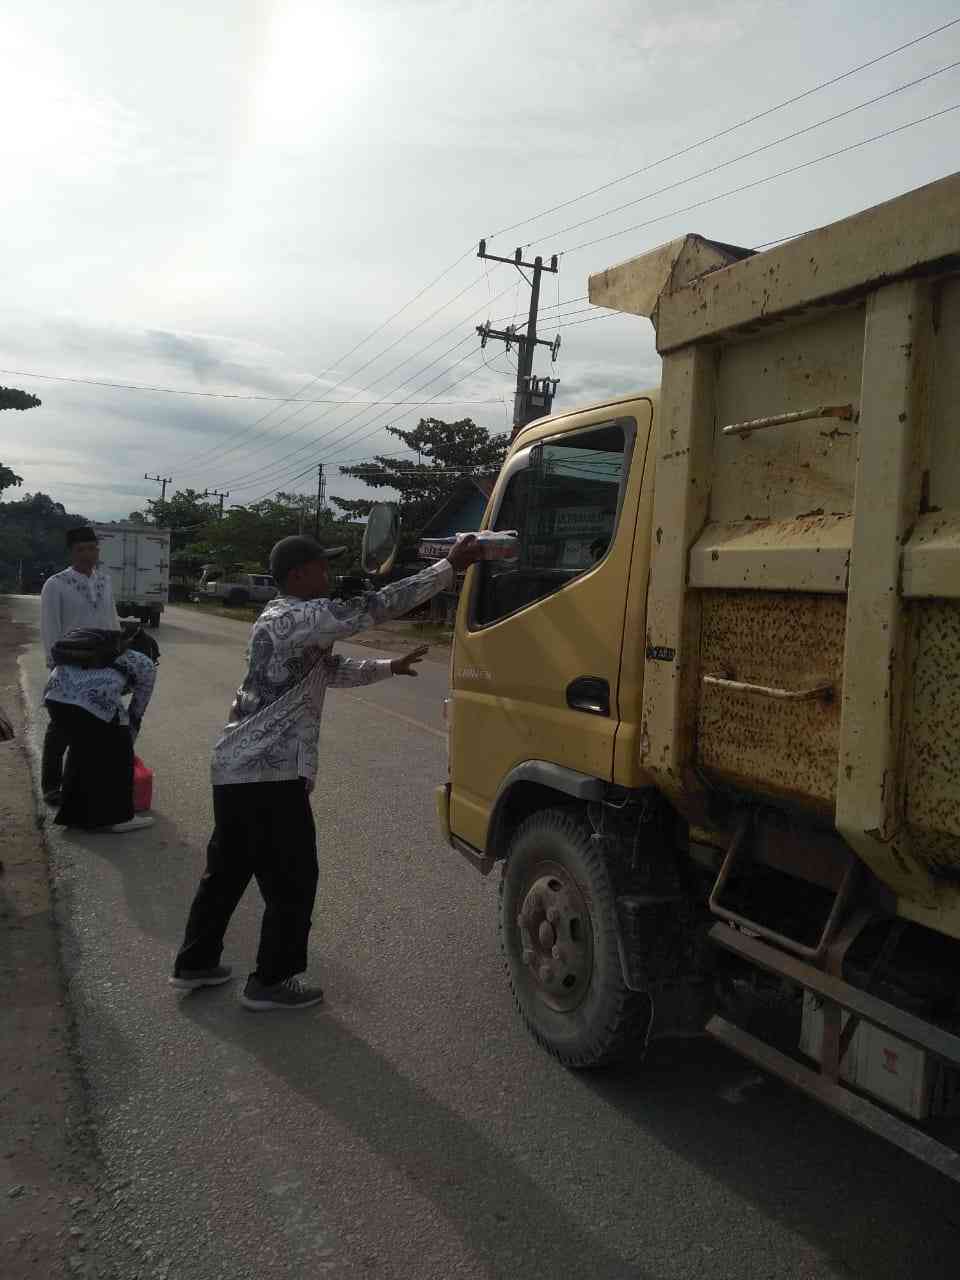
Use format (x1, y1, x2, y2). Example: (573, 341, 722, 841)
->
(170, 532, 481, 1011)
(39, 526, 120, 803)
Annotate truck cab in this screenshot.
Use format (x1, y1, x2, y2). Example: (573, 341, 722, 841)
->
(443, 394, 656, 855)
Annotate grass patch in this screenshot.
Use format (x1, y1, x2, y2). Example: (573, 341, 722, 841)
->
(177, 599, 264, 624)
(175, 601, 453, 647)
(398, 621, 454, 644)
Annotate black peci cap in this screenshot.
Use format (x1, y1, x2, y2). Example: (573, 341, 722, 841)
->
(66, 526, 98, 547)
(269, 536, 346, 584)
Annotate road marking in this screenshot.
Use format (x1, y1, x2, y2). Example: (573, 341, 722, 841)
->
(342, 693, 446, 740)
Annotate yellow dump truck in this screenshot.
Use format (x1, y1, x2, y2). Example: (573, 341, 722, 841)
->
(437, 172, 960, 1178)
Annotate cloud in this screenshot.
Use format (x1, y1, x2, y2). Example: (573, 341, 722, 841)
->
(3, 0, 958, 523)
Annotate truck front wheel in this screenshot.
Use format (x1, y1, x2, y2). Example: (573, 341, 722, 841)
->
(499, 808, 651, 1067)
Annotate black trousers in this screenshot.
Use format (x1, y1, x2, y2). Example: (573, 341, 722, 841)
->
(41, 712, 70, 795)
(45, 701, 134, 829)
(174, 779, 318, 986)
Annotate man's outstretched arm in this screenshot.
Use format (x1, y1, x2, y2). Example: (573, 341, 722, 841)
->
(303, 537, 482, 645)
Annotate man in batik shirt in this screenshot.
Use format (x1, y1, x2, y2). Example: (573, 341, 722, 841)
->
(171, 532, 480, 1010)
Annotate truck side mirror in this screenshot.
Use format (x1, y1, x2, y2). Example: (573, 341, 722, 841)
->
(361, 502, 401, 576)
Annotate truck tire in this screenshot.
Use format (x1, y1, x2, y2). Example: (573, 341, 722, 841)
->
(499, 807, 651, 1068)
(225, 589, 249, 606)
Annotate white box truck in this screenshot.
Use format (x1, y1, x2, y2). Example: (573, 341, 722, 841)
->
(93, 523, 170, 628)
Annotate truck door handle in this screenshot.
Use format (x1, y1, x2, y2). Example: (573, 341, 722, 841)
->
(566, 677, 610, 716)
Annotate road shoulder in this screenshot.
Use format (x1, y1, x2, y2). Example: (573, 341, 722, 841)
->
(0, 598, 102, 1277)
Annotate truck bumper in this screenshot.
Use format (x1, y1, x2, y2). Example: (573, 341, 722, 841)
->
(436, 783, 496, 875)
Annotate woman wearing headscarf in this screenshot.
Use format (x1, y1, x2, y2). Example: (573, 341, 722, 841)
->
(43, 626, 157, 832)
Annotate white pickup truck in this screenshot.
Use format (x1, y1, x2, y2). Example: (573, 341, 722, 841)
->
(197, 568, 277, 606)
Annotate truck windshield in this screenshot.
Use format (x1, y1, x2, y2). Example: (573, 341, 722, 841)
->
(473, 418, 631, 627)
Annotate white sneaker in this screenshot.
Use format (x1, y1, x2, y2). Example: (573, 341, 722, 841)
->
(105, 815, 154, 833)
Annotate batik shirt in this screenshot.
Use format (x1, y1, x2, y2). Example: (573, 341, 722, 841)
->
(44, 650, 157, 738)
(40, 567, 120, 667)
(211, 559, 454, 786)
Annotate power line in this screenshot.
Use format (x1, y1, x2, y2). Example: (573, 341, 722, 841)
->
(191, 285, 514, 486)
(555, 312, 626, 330)
(560, 102, 960, 257)
(322, 353, 491, 467)
(237, 347, 490, 497)
(526, 58, 960, 249)
(173, 244, 477, 470)
(507, 305, 607, 328)
(243, 351, 493, 504)
(179, 267, 507, 478)
(496, 294, 589, 320)
(215, 333, 476, 491)
(491, 299, 598, 327)
(483, 16, 960, 243)
(205, 277, 522, 490)
(0, 367, 507, 405)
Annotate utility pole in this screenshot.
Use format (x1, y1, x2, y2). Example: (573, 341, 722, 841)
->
(476, 241, 561, 437)
(145, 473, 171, 503)
(314, 464, 326, 539)
(201, 488, 230, 520)
(144, 473, 172, 523)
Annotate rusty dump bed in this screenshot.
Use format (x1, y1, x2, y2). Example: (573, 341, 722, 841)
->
(590, 173, 960, 943)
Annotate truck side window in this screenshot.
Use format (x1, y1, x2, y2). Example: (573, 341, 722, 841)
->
(473, 419, 630, 628)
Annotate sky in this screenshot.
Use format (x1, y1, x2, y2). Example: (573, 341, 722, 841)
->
(2, 0, 958, 521)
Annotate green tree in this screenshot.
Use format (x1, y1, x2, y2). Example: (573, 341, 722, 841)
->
(0, 385, 39, 497)
(0, 386, 41, 412)
(0, 463, 23, 498)
(331, 418, 508, 554)
(150, 488, 220, 552)
(198, 493, 362, 572)
(0, 492, 87, 592)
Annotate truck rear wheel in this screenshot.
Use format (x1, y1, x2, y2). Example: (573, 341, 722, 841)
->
(225, 589, 249, 606)
(499, 808, 651, 1067)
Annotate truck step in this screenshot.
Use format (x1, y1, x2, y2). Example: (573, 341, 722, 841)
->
(706, 1014, 960, 1183)
(708, 814, 859, 960)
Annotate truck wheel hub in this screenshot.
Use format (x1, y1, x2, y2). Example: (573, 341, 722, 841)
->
(516, 865, 593, 1012)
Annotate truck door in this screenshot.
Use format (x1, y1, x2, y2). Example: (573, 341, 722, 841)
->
(448, 408, 651, 853)
(94, 528, 126, 603)
(136, 533, 169, 608)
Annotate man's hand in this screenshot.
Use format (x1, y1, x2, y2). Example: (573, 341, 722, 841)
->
(447, 534, 483, 574)
(390, 645, 429, 677)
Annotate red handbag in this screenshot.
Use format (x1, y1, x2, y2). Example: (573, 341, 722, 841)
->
(133, 756, 153, 812)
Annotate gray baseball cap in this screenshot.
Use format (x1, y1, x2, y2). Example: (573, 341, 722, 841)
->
(269, 536, 346, 583)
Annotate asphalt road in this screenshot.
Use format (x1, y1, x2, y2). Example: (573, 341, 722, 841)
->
(12, 597, 960, 1280)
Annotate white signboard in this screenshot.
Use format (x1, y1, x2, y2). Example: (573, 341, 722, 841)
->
(552, 507, 614, 536)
